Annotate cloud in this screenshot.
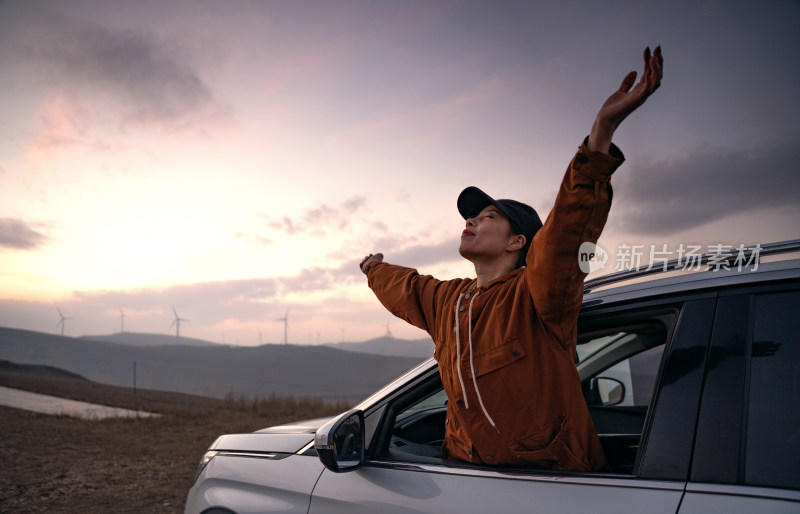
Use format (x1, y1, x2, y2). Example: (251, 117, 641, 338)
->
(386, 239, 462, 269)
(0, 237, 460, 342)
(0, 219, 51, 250)
(56, 269, 358, 337)
(25, 98, 88, 172)
(72, 238, 460, 323)
(101, 278, 278, 306)
(264, 216, 302, 236)
(610, 137, 800, 236)
(252, 196, 368, 240)
(26, 13, 226, 129)
(327, 238, 463, 280)
(70, 278, 280, 329)
(325, 75, 506, 151)
(233, 231, 273, 246)
(280, 267, 341, 293)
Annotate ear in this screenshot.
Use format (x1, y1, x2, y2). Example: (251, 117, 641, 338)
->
(506, 234, 526, 252)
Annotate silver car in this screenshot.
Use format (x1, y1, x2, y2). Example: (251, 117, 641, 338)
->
(186, 241, 800, 513)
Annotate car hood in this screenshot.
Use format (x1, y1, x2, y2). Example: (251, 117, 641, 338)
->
(254, 416, 333, 434)
(207, 416, 334, 455)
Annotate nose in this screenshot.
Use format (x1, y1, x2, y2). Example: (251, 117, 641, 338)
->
(466, 217, 476, 228)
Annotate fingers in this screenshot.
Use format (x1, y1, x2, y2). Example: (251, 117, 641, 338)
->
(359, 254, 373, 274)
(643, 45, 663, 94)
(359, 253, 384, 274)
(619, 70, 637, 93)
(651, 45, 663, 90)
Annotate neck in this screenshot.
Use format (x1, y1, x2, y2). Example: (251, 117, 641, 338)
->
(473, 260, 517, 288)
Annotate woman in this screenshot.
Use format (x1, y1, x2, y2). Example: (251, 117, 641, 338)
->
(360, 47, 663, 471)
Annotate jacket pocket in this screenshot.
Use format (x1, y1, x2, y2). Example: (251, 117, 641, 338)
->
(469, 337, 526, 378)
(467, 338, 527, 412)
(508, 415, 590, 471)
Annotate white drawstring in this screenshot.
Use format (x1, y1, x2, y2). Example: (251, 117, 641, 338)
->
(466, 291, 498, 433)
(454, 289, 499, 433)
(454, 293, 470, 413)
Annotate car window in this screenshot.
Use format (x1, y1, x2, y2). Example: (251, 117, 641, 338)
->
(745, 290, 800, 490)
(576, 332, 627, 365)
(578, 322, 669, 474)
(587, 344, 664, 408)
(380, 381, 447, 463)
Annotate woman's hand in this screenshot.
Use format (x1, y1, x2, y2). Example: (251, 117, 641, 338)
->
(588, 46, 663, 154)
(360, 253, 384, 275)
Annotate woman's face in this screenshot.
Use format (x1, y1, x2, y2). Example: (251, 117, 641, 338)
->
(458, 205, 519, 263)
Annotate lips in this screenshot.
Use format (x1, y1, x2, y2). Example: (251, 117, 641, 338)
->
(462, 229, 475, 237)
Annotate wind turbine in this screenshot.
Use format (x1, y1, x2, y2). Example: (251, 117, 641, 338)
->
(119, 308, 126, 333)
(385, 320, 393, 338)
(169, 305, 189, 342)
(276, 309, 289, 345)
(56, 308, 73, 337)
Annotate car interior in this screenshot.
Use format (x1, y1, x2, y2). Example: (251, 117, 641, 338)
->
(376, 315, 672, 476)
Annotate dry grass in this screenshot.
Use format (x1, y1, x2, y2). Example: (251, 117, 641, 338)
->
(0, 371, 350, 513)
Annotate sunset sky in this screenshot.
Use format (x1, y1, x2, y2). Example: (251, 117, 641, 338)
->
(1, 0, 798, 345)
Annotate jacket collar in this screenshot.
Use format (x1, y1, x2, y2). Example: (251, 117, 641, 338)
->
(473, 267, 524, 291)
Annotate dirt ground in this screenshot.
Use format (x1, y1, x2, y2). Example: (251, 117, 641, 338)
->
(0, 367, 349, 513)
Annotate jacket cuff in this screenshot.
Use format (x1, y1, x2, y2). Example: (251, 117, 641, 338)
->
(573, 136, 625, 182)
(366, 261, 385, 287)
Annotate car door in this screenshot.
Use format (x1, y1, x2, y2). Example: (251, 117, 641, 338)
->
(679, 284, 800, 513)
(308, 297, 715, 514)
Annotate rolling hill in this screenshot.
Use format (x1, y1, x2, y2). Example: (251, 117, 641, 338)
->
(82, 331, 435, 358)
(326, 335, 433, 359)
(80, 332, 222, 347)
(0, 327, 429, 402)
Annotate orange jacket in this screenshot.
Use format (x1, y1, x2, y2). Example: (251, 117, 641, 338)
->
(367, 140, 624, 470)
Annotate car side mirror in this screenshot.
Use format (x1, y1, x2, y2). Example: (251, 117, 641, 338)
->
(315, 409, 365, 472)
(587, 377, 626, 406)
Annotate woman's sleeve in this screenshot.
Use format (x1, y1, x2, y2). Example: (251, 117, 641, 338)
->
(525, 139, 625, 343)
(367, 261, 447, 335)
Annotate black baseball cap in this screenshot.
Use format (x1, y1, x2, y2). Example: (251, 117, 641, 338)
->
(457, 186, 543, 267)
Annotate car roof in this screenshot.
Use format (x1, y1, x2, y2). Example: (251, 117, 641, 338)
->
(584, 239, 799, 291)
(583, 255, 800, 309)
